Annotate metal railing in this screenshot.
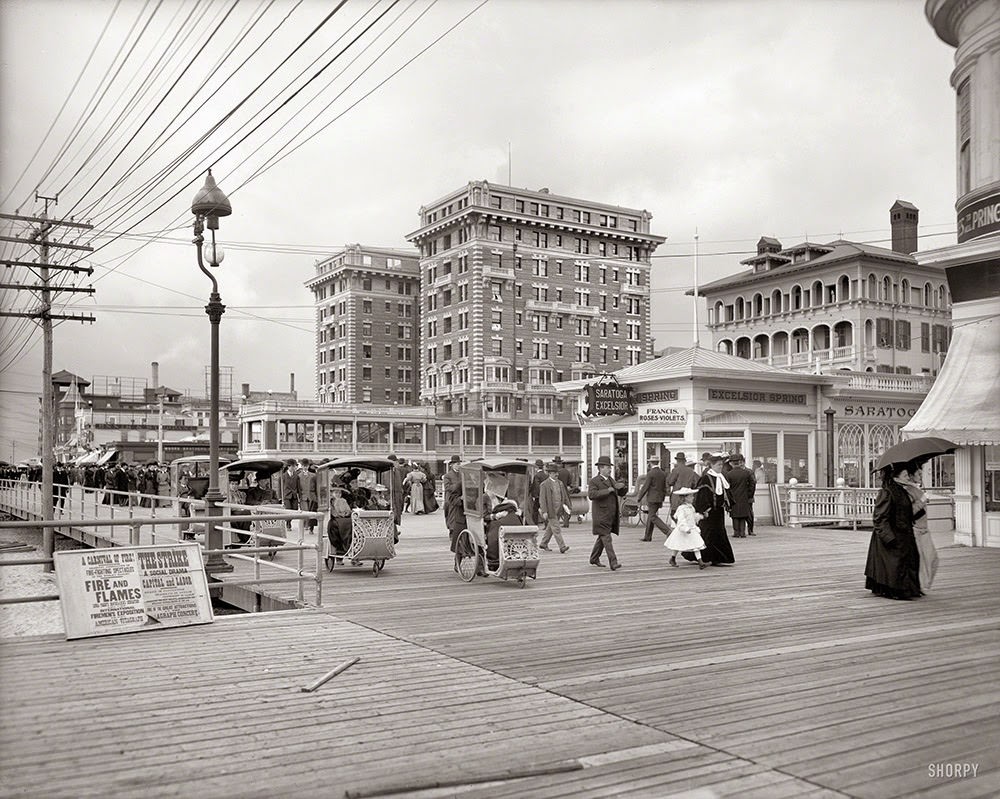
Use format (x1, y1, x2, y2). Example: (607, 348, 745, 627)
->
(0, 480, 324, 607)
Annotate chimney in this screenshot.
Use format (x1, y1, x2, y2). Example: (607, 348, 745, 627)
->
(151, 361, 159, 389)
(241, 383, 250, 399)
(290, 373, 295, 393)
(890, 200, 919, 255)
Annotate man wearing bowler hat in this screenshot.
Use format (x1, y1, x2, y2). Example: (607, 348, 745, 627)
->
(635, 456, 670, 541)
(538, 461, 571, 553)
(443, 454, 466, 553)
(588, 455, 627, 570)
(666, 453, 699, 514)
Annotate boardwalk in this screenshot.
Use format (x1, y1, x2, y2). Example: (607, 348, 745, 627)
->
(1, 515, 998, 798)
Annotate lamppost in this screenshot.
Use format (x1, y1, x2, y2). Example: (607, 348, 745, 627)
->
(191, 169, 233, 574)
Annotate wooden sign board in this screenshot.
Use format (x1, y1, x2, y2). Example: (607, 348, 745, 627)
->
(54, 543, 214, 640)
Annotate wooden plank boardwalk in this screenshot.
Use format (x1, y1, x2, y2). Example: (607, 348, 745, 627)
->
(2, 514, 998, 798)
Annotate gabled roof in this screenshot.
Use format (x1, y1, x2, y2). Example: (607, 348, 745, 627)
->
(51, 370, 90, 387)
(891, 199, 919, 212)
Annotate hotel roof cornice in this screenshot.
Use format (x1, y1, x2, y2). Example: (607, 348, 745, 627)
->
(406, 203, 666, 245)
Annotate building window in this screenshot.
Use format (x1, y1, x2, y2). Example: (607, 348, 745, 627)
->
(362, 300, 372, 314)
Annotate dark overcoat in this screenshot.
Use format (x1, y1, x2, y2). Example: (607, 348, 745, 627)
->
(442, 469, 466, 533)
(726, 465, 756, 518)
(865, 481, 921, 598)
(588, 474, 626, 536)
(636, 465, 667, 504)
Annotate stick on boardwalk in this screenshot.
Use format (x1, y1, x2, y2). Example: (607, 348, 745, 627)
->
(1, 521, 997, 798)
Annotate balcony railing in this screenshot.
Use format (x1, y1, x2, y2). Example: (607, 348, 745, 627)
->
(846, 373, 936, 392)
(621, 283, 649, 295)
(483, 265, 515, 280)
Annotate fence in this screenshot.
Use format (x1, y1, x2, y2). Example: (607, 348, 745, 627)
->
(785, 485, 880, 530)
(0, 480, 325, 607)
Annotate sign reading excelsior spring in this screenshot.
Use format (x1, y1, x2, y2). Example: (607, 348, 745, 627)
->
(55, 543, 213, 639)
(708, 388, 807, 405)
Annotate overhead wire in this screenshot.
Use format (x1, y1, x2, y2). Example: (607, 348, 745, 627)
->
(77, 0, 280, 223)
(239, 0, 491, 189)
(53, 0, 210, 205)
(63, 0, 355, 255)
(59, 0, 243, 224)
(27, 0, 160, 207)
(0, 0, 123, 211)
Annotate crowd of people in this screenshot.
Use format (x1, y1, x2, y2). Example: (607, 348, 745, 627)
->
(2, 461, 172, 509)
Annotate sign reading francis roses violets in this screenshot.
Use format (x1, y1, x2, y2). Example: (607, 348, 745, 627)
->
(55, 543, 213, 640)
(583, 382, 635, 416)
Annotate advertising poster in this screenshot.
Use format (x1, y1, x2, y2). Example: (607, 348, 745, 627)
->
(55, 543, 214, 640)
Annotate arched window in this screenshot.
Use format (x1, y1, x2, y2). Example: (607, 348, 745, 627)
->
(752, 334, 769, 359)
(837, 423, 864, 487)
(924, 282, 933, 306)
(752, 293, 763, 317)
(792, 285, 803, 310)
(735, 337, 751, 359)
(735, 297, 746, 320)
(938, 285, 947, 308)
(867, 274, 877, 299)
(771, 289, 783, 313)
(881, 276, 891, 301)
(900, 278, 910, 305)
(811, 280, 824, 306)
(838, 275, 850, 302)
(717, 339, 733, 355)
(714, 300, 724, 324)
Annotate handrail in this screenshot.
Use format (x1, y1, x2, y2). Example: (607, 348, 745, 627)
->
(0, 480, 326, 608)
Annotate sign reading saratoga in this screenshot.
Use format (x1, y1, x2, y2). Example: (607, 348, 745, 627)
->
(583, 382, 635, 416)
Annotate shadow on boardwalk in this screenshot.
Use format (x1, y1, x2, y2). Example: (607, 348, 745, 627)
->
(1, 522, 997, 799)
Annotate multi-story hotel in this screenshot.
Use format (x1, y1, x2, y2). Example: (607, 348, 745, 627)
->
(305, 244, 421, 406)
(404, 180, 665, 451)
(700, 202, 952, 376)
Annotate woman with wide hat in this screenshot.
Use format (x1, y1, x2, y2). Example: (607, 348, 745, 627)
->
(682, 452, 735, 566)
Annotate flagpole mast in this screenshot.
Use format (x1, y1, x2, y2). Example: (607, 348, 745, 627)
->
(692, 228, 700, 347)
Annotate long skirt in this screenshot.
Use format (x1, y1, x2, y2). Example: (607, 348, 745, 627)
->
(682, 507, 734, 564)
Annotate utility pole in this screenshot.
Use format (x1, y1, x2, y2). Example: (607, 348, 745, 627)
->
(157, 393, 164, 464)
(1, 202, 94, 570)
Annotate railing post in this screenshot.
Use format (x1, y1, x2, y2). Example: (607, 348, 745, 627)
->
(129, 522, 141, 547)
(787, 479, 800, 528)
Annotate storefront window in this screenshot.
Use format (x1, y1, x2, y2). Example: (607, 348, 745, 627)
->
(393, 423, 423, 445)
(357, 422, 389, 444)
(785, 433, 809, 483)
(248, 421, 262, 444)
(837, 424, 864, 487)
(985, 445, 1000, 513)
(752, 432, 778, 484)
(318, 421, 351, 443)
(928, 454, 955, 490)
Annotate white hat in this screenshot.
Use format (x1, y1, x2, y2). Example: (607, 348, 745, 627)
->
(674, 487, 698, 496)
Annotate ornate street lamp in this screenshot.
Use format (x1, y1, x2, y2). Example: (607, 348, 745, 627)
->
(191, 169, 233, 574)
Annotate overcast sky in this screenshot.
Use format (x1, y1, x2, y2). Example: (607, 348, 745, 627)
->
(0, 0, 958, 461)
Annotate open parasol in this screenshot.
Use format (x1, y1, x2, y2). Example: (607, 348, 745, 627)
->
(873, 436, 957, 471)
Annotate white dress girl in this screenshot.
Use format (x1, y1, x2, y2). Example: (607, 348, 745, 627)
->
(665, 495, 707, 568)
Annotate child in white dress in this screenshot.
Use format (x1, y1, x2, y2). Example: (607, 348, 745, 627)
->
(665, 487, 707, 570)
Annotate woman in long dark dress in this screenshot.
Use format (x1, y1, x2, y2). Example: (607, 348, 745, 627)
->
(865, 462, 921, 600)
(682, 453, 735, 566)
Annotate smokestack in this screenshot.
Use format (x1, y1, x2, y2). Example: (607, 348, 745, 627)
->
(241, 383, 250, 399)
(290, 373, 295, 393)
(890, 200, 919, 255)
(151, 361, 159, 389)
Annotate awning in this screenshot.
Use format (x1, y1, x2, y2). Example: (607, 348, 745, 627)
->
(97, 449, 119, 466)
(903, 314, 1000, 445)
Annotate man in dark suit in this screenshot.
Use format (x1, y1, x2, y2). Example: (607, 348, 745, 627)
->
(666, 453, 699, 514)
(442, 455, 466, 552)
(554, 455, 573, 524)
(588, 455, 627, 570)
(726, 453, 757, 538)
(528, 458, 545, 525)
(635, 457, 670, 541)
